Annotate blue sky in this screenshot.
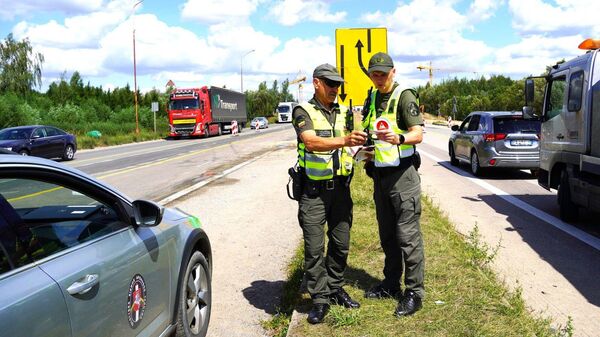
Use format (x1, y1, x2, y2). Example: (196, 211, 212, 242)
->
(0, 0, 598, 100)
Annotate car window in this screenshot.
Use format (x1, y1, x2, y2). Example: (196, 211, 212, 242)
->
(0, 129, 29, 140)
(479, 117, 489, 132)
(32, 128, 46, 138)
(45, 127, 59, 137)
(0, 178, 127, 273)
(458, 116, 471, 132)
(546, 75, 566, 120)
(278, 106, 290, 112)
(493, 118, 541, 134)
(467, 115, 480, 131)
(568, 71, 584, 112)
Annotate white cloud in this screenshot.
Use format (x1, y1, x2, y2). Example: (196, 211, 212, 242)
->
(0, 0, 104, 20)
(488, 34, 584, 76)
(467, 0, 503, 22)
(269, 0, 347, 26)
(361, 0, 492, 85)
(180, 0, 262, 24)
(509, 0, 600, 37)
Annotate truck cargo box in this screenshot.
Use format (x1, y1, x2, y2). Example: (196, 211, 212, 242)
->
(209, 87, 247, 123)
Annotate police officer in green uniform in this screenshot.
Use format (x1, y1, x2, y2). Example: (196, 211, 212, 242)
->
(362, 52, 426, 317)
(292, 64, 368, 324)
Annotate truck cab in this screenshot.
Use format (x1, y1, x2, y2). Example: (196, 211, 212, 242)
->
(523, 38, 600, 221)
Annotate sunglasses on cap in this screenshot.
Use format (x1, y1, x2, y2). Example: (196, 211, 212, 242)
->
(320, 78, 341, 88)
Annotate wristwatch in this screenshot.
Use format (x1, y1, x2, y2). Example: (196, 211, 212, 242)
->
(398, 134, 405, 145)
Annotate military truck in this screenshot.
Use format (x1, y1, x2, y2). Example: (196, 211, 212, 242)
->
(523, 38, 600, 221)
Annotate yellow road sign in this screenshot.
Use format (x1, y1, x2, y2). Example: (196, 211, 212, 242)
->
(335, 28, 387, 109)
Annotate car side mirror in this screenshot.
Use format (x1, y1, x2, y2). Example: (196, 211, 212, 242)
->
(132, 200, 164, 227)
(451, 125, 459, 131)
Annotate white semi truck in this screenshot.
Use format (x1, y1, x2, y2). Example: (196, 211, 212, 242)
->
(523, 38, 600, 221)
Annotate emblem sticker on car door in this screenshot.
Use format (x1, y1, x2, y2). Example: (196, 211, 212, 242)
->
(127, 274, 147, 328)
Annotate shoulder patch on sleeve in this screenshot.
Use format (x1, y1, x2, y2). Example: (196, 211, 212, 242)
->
(408, 102, 420, 117)
(294, 115, 306, 128)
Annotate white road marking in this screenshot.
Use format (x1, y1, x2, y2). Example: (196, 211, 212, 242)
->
(419, 149, 600, 251)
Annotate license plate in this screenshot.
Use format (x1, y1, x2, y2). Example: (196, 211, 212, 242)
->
(510, 140, 532, 146)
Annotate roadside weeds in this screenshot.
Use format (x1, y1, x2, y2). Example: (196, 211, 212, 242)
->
(265, 168, 573, 337)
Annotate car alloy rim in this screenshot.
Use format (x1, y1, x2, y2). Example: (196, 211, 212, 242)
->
(186, 262, 209, 334)
(67, 146, 74, 159)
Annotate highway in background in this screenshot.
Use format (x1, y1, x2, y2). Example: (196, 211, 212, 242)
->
(66, 123, 297, 201)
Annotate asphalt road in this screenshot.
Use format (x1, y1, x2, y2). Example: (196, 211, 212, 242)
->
(68, 123, 296, 201)
(419, 124, 599, 337)
(61, 122, 599, 336)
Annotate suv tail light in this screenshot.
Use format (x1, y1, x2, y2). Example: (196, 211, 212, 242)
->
(484, 133, 506, 142)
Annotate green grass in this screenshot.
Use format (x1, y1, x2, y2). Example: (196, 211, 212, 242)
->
(265, 167, 567, 337)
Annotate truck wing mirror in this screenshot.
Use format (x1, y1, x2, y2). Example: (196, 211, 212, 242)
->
(525, 78, 535, 105)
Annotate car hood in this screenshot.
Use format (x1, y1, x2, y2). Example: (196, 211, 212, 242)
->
(0, 139, 25, 147)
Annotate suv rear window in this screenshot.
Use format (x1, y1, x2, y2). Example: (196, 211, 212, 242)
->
(493, 118, 540, 134)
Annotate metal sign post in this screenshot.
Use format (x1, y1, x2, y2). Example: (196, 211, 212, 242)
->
(151, 101, 159, 133)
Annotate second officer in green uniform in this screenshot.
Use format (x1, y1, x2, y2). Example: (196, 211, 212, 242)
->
(292, 63, 367, 324)
(362, 52, 426, 317)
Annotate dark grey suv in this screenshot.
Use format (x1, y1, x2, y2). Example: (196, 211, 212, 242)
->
(448, 111, 541, 176)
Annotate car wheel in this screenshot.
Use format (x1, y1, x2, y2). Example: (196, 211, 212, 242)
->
(449, 144, 459, 166)
(176, 251, 211, 337)
(557, 170, 579, 222)
(62, 145, 75, 161)
(470, 151, 482, 176)
(18, 149, 29, 156)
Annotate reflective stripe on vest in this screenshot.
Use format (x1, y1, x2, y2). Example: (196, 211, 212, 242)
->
(365, 86, 415, 167)
(297, 103, 353, 180)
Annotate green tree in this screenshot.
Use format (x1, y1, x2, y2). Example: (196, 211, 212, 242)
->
(0, 34, 44, 95)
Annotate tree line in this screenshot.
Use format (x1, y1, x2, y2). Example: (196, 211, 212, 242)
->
(1, 33, 545, 142)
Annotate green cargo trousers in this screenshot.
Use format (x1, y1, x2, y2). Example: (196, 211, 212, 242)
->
(298, 179, 353, 304)
(373, 164, 425, 299)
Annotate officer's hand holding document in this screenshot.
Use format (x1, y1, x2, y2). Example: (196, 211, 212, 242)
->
(349, 145, 374, 162)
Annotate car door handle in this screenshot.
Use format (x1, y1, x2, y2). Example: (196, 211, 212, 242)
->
(67, 274, 99, 295)
(556, 133, 564, 140)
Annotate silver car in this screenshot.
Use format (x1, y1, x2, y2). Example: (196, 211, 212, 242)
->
(0, 154, 212, 337)
(250, 117, 269, 129)
(448, 111, 541, 176)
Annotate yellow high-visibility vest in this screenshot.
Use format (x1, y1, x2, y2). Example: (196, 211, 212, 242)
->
(298, 103, 353, 180)
(362, 86, 415, 167)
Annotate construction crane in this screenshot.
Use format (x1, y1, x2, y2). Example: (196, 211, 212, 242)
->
(416, 61, 476, 86)
(289, 73, 306, 102)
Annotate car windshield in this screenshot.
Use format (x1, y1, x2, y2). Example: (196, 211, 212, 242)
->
(169, 99, 199, 110)
(0, 129, 29, 140)
(278, 106, 290, 113)
(493, 118, 540, 134)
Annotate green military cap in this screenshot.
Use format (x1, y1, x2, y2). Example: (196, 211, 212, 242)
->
(312, 63, 345, 83)
(368, 52, 394, 74)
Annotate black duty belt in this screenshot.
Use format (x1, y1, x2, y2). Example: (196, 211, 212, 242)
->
(307, 176, 347, 191)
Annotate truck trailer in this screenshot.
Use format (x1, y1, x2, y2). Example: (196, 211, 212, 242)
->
(523, 38, 600, 221)
(168, 86, 247, 138)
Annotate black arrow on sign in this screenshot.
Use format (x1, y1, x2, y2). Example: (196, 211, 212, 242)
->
(355, 40, 369, 77)
(339, 44, 347, 102)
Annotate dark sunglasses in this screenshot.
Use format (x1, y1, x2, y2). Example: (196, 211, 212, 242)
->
(320, 78, 342, 88)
